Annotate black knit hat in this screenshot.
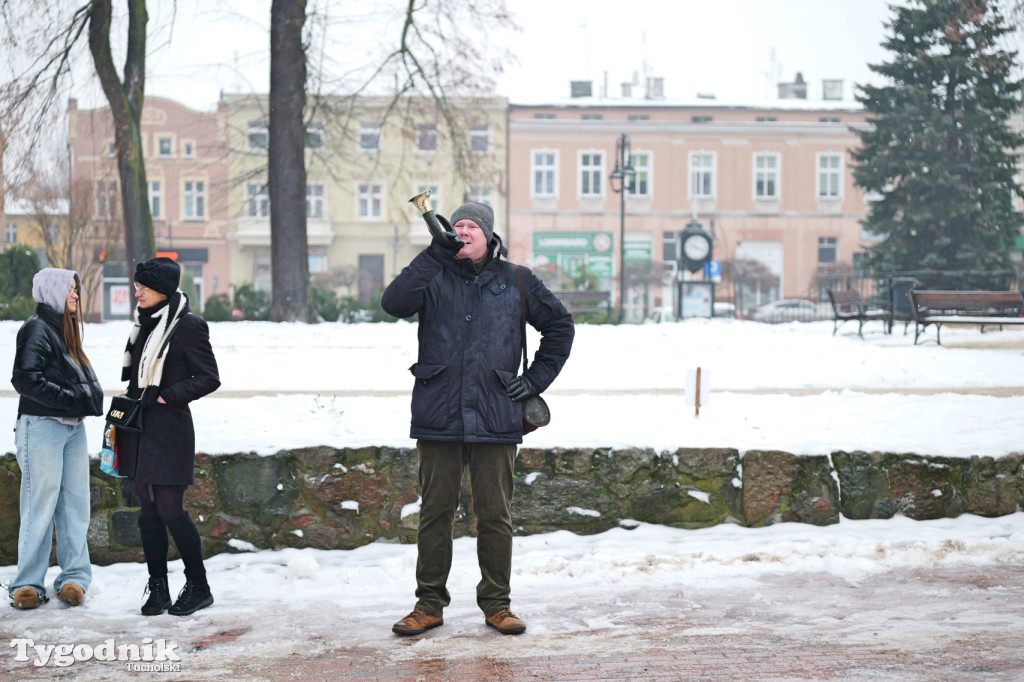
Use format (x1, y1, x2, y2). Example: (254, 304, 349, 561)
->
(135, 256, 180, 296)
(449, 202, 495, 245)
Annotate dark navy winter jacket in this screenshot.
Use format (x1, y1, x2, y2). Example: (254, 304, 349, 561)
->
(382, 238, 574, 444)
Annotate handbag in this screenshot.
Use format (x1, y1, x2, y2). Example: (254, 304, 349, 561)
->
(105, 393, 144, 432)
(99, 424, 125, 478)
(516, 266, 551, 435)
(105, 310, 183, 433)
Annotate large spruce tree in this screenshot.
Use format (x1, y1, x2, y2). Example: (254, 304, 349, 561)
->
(852, 0, 1024, 288)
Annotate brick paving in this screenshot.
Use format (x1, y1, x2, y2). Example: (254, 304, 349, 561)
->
(207, 564, 1024, 680)
(3, 563, 1021, 680)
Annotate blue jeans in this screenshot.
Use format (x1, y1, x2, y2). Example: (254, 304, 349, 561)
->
(9, 415, 92, 598)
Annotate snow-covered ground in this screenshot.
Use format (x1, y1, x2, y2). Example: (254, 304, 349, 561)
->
(1, 318, 1022, 677)
(3, 317, 1023, 457)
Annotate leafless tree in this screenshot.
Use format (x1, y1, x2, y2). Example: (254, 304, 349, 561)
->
(1, 0, 155, 280)
(263, 0, 515, 321)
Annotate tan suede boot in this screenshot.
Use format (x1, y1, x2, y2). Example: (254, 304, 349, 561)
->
(485, 608, 526, 634)
(392, 607, 443, 635)
(57, 583, 85, 606)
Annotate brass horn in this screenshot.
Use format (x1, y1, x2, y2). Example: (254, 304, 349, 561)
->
(408, 189, 452, 242)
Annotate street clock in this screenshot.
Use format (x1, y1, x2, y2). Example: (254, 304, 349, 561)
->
(679, 220, 713, 273)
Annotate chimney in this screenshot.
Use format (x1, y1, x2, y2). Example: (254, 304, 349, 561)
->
(778, 72, 807, 100)
(822, 79, 843, 101)
(621, 82, 633, 98)
(645, 77, 664, 99)
(570, 80, 593, 98)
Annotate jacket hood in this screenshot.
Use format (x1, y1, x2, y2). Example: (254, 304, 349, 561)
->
(32, 268, 79, 313)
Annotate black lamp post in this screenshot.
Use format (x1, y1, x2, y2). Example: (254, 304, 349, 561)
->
(608, 133, 636, 323)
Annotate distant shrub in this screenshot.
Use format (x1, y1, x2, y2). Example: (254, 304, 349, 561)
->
(203, 293, 233, 322)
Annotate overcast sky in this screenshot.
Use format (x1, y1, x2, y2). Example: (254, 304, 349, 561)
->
(85, 0, 903, 112)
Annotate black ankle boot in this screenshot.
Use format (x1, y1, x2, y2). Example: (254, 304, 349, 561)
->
(141, 576, 171, 616)
(168, 578, 213, 616)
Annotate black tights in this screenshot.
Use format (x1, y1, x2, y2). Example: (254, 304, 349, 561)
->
(135, 481, 206, 582)
(135, 482, 187, 524)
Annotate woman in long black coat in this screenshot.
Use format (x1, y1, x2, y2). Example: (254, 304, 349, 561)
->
(117, 257, 220, 616)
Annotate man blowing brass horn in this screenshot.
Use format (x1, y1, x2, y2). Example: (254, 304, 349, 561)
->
(384, 194, 574, 636)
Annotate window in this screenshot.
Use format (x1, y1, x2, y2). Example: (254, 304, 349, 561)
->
(254, 253, 272, 293)
(358, 184, 382, 219)
(690, 152, 715, 199)
(182, 141, 195, 158)
(816, 153, 843, 199)
(305, 123, 324, 149)
(532, 151, 557, 197)
(308, 246, 328, 274)
(534, 113, 555, 119)
(627, 114, 649, 121)
(468, 186, 492, 206)
(469, 124, 489, 153)
(247, 120, 269, 151)
(417, 123, 438, 151)
(756, 116, 778, 122)
(579, 151, 604, 197)
(819, 117, 841, 123)
(359, 122, 380, 151)
(306, 183, 324, 219)
(96, 180, 117, 219)
(247, 183, 269, 218)
(629, 152, 651, 197)
(5, 221, 16, 244)
(157, 136, 173, 158)
(183, 180, 205, 220)
(104, 140, 116, 157)
(818, 237, 838, 264)
(692, 116, 713, 123)
(148, 180, 162, 218)
(582, 114, 603, 120)
(754, 153, 780, 200)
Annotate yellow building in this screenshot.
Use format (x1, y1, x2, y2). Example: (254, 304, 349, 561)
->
(222, 93, 508, 304)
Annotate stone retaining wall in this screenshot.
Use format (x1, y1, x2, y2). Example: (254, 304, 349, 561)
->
(0, 447, 1021, 566)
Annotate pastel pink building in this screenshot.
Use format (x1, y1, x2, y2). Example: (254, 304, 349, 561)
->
(507, 83, 872, 320)
(68, 97, 230, 320)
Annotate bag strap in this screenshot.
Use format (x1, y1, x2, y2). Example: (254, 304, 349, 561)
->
(516, 265, 529, 373)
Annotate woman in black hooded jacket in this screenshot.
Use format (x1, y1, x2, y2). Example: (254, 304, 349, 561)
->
(9, 268, 103, 610)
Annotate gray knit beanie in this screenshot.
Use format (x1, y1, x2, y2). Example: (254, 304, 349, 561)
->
(449, 202, 495, 244)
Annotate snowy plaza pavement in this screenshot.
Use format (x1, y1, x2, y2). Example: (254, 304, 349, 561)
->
(2, 319, 1024, 679)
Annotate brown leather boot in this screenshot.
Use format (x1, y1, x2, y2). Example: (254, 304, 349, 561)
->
(57, 583, 85, 606)
(392, 607, 443, 636)
(13, 587, 41, 610)
(485, 608, 526, 634)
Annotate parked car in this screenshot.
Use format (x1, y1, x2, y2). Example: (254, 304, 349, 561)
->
(644, 307, 678, 324)
(747, 299, 829, 323)
(713, 302, 738, 318)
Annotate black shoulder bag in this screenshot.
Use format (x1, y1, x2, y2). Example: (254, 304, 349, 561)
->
(516, 266, 551, 435)
(105, 315, 183, 433)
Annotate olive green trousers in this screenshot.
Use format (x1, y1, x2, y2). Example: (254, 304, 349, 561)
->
(414, 440, 516, 617)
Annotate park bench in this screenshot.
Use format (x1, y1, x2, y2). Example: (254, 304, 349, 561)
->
(909, 290, 1024, 345)
(827, 289, 893, 338)
(553, 290, 612, 322)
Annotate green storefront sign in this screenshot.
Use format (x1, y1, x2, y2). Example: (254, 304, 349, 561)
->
(533, 231, 615, 281)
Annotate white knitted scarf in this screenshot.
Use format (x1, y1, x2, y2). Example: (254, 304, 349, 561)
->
(123, 292, 187, 390)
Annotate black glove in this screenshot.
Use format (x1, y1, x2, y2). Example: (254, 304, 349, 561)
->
(506, 375, 538, 402)
(428, 214, 464, 259)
